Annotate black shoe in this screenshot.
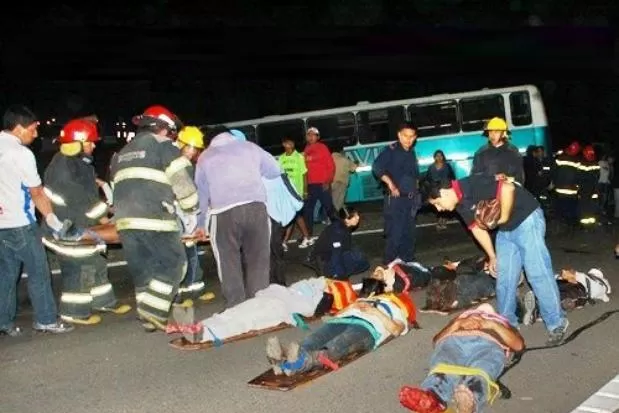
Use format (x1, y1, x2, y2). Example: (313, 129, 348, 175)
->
(546, 319, 569, 346)
(0, 326, 23, 337)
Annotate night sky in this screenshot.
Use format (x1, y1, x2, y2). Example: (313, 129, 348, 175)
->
(1, 1, 617, 150)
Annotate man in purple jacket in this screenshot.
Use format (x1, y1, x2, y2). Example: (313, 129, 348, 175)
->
(195, 126, 283, 307)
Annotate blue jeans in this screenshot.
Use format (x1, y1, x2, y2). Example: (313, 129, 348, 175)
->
(496, 208, 565, 331)
(304, 184, 335, 235)
(0, 224, 57, 328)
(422, 336, 505, 413)
(301, 321, 375, 365)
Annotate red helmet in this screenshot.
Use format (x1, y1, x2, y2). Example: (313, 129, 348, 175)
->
(582, 145, 596, 162)
(132, 105, 181, 131)
(565, 141, 581, 157)
(58, 119, 100, 144)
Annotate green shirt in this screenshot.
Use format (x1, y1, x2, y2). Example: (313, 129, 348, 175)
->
(278, 150, 307, 196)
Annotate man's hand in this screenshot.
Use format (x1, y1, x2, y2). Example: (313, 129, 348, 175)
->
(495, 173, 507, 181)
(487, 256, 498, 277)
(388, 183, 400, 197)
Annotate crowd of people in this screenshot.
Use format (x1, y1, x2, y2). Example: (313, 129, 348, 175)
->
(0, 103, 615, 412)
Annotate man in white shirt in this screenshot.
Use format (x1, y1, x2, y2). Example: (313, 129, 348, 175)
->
(0, 105, 74, 336)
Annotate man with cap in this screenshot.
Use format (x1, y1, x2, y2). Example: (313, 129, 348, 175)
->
(303, 127, 336, 237)
(110, 105, 201, 331)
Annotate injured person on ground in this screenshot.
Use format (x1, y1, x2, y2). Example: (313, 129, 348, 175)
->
(264, 277, 417, 376)
(399, 303, 525, 413)
(520, 267, 611, 326)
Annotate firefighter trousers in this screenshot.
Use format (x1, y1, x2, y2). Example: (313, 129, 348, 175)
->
(119, 229, 186, 323)
(176, 242, 206, 302)
(57, 254, 118, 319)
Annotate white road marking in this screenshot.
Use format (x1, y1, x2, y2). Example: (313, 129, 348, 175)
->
(22, 219, 461, 278)
(569, 375, 619, 413)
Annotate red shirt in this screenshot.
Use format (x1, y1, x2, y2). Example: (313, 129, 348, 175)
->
(304, 142, 335, 184)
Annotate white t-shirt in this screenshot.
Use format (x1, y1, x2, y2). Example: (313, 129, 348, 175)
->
(0, 131, 41, 228)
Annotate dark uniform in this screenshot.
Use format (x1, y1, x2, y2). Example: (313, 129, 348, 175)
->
(471, 141, 524, 184)
(372, 142, 421, 263)
(578, 149, 601, 226)
(110, 131, 199, 326)
(44, 153, 116, 319)
(552, 152, 582, 225)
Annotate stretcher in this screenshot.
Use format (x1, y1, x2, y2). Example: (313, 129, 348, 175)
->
(168, 315, 319, 351)
(247, 336, 398, 391)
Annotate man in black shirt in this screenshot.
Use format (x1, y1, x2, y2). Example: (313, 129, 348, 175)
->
(423, 175, 568, 345)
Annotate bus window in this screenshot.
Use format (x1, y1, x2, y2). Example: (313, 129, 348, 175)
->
(356, 106, 406, 144)
(460, 95, 505, 132)
(231, 125, 258, 143)
(408, 100, 459, 138)
(307, 112, 356, 149)
(257, 119, 305, 155)
(509, 91, 532, 126)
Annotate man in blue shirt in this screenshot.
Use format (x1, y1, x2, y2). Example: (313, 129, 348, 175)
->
(372, 123, 421, 264)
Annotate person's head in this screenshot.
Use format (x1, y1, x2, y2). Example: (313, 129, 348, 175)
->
(423, 179, 459, 212)
(433, 149, 446, 164)
(397, 123, 418, 151)
(132, 105, 181, 139)
(371, 266, 407, 293)
(306, 127, 320, 145)
(359, 277, 386, 298)
(176, 126, 205, 162)
(483, 117, 509, 147)
(3, 105, 39, 145)
(338, 206, 360, 229)
(58, 118, 100, 157)
(282, 136, 296, 154)
(537, 146, 546, 157)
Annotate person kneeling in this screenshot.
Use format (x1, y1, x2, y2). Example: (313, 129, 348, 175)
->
(399, 303, 524, 413)
(265, 277, 416, 376)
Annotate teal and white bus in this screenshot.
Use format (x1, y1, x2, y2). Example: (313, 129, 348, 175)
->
(216, 84, 549, 203)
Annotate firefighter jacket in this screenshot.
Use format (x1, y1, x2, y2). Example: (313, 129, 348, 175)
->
(43, 153, 108, 228)
(552, 153, 581, 197)
(578, 159, 600, 198)
(110, 132, 199, 232)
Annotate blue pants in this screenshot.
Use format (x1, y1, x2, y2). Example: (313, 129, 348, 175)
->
(383, 196, 418, 263)
(0, 224, 57, 329)
(304, 184, 335, 235)
(177, 243, 205, 301)
(496, 208, 565, 331)
(324, 248, 370, 280)
(422, 336, 505, 413)
(301, 322, 375, 369)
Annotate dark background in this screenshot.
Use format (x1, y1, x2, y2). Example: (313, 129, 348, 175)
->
(1, 1, 617, 155)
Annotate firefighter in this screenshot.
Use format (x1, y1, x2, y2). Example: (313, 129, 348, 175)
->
(471, 117, 524, 184)
(552, 141, 582, 226)
(173, 126, 215, 307)
(578, 145, 601, 227)
(43, 119, 131, 325)
(110, 105, 200, 331)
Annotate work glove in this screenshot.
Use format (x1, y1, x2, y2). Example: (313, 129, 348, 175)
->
(45, 214, 74, 240)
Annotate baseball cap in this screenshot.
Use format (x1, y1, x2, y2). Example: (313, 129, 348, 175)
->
(306, 127, 320, 135)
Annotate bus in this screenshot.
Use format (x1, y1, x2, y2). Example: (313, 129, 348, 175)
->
(215, 84, 549, 203)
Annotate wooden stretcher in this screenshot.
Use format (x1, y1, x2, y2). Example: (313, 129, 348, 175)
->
(168, 316, 319, 351)
(247, 336, 397, 391)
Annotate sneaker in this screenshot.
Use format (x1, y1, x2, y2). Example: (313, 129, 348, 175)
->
(0, 326, 23, 337)
(453, 384, 476, 413)
(546, 319, 569, 346)
(60, 314, 102, 326)
(522, 290, 537, 326)
(33, 320, 74, 334)
(266, 336, 285, 375)
(282, 242, 289, 252)
(398, 386, 446, 413)
(298, 238, 313, 249)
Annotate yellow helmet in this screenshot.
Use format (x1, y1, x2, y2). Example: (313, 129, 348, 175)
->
(177, 126, 205, 149)
(484, 117, 508, 132)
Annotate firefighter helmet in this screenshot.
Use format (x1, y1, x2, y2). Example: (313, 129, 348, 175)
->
(132, 105, 181, 131)
(565, 141, 581, 156)
(484, 117, 509, 131)
(177, 126, 205, 149)
(58, 119, 100, 144)
(582, 145, 596, 162)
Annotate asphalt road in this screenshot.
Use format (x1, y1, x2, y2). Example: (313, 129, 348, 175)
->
(2, 207, 619, 413)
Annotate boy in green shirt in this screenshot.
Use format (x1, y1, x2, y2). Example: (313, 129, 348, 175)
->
(279, 137, 314, 250)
